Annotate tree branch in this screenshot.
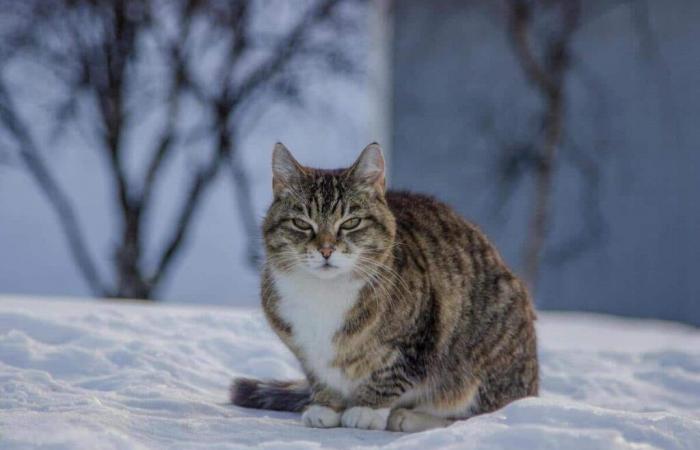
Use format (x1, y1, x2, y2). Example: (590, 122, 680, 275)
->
(148, 0, 345, 290)
(148, 131, 229, 291)
(225, 150, 262, 268)
(1, 0, 360, 300)
(507, 0, 580, 289)
(231, 0, 342, 107)
(508, 1, 553, 95)
(140, 12, 195, 211)
(0, 78, 107, 296)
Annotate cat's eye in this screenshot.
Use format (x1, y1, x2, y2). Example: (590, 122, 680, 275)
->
(291, 218, 313, 231)
(340, 218, 361, 230)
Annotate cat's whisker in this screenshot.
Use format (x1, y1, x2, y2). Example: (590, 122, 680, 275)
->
(354, 259, 411, 312)
(351, 264, 386, 311)
(355, 255, 412, 298)
(352, 262, 403, 311)
(266, 253, 300, 272)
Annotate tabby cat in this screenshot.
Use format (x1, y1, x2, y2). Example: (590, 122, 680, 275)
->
(231, 143, 538, 432)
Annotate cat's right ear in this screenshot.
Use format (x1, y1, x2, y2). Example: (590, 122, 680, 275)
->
(272, 142, 305, 197)
(348, 142, 386, 195)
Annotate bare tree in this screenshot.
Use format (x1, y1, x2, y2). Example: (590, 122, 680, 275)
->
(506, 0, 580, 289)
(0, 0, 362, 299)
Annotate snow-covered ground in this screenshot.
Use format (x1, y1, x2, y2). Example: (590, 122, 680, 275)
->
(1, 296, 699, 449)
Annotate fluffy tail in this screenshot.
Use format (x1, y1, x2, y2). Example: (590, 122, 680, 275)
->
(230, 378, 311, 412)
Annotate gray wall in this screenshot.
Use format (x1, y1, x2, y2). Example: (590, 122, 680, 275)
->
(390, 1, 700, 325)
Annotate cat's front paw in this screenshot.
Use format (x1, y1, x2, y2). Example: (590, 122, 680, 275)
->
(340, 406, 390, 430)
(302, 405, 341, 428)
(387, 408, 454, 432)
(387, 408, 429, 432)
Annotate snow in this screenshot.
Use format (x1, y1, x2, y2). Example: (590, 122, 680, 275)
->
(1, 296, 699, 449)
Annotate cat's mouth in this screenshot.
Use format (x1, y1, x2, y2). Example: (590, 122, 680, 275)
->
(309, 261, 342, 277)
(306, 257, 354, 278)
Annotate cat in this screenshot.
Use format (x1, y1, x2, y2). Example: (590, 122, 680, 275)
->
(231, 143, 538, 432)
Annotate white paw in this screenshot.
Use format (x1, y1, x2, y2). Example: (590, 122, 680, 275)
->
(387, 408, 452, 432)
(340, 406, 390, 430)
(387, 408, 419, 432)
(302, 405, 341, 428)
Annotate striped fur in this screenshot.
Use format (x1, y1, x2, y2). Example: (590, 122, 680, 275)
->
(231, 378, 310, 412)
(231, 143, 538, 431)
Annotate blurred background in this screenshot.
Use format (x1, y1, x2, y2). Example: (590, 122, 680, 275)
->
(0, 0, 697, 326)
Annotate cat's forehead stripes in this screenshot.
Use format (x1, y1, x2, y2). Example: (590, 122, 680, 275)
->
(304, 172, 348, 218)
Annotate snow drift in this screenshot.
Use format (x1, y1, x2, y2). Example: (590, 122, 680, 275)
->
(1, 296, 699, 449)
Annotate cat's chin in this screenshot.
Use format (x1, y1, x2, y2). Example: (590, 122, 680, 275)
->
(301, 264, 352, 280)
(309, 266, 347, 280)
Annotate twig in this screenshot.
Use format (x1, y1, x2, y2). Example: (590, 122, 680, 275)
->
(0, 78, 107, 296)
(507, 0, 580, 289)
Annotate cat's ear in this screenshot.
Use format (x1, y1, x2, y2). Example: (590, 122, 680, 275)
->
(272, 142, 305, 196)
(349, 142, 386, 194)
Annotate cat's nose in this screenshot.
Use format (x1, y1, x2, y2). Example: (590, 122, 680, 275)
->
(319, 246, 335, 259)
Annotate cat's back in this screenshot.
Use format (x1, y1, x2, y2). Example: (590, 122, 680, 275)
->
(384, 192, 538, 405)
(386, 190, 468, 230)
(386, 190, 497, 260)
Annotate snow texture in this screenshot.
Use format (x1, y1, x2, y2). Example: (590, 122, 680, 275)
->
(1, 296, 699, 449)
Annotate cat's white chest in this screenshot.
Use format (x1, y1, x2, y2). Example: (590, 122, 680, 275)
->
(273, 270, 364, 397)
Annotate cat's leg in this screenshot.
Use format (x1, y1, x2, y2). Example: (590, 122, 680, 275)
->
(340, 405, 392, 430)
(302, 405, 342, 428)
(301, 385, 345, 428)
(341, 366, 414, 431)
(385, 380, 477, 432)
(387, 408, 454, 432)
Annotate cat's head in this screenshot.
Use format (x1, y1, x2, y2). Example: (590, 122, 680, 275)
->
(263, 142, 396, 280)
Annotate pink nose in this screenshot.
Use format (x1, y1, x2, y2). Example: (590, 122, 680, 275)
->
(319, 246, 334, 259)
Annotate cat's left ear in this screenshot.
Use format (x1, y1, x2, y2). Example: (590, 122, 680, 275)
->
(349, 142, 386, 194)
(272, 142, 306, 197)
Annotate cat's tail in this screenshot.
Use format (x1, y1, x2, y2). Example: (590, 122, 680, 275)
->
(230, 377, 311, 412)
